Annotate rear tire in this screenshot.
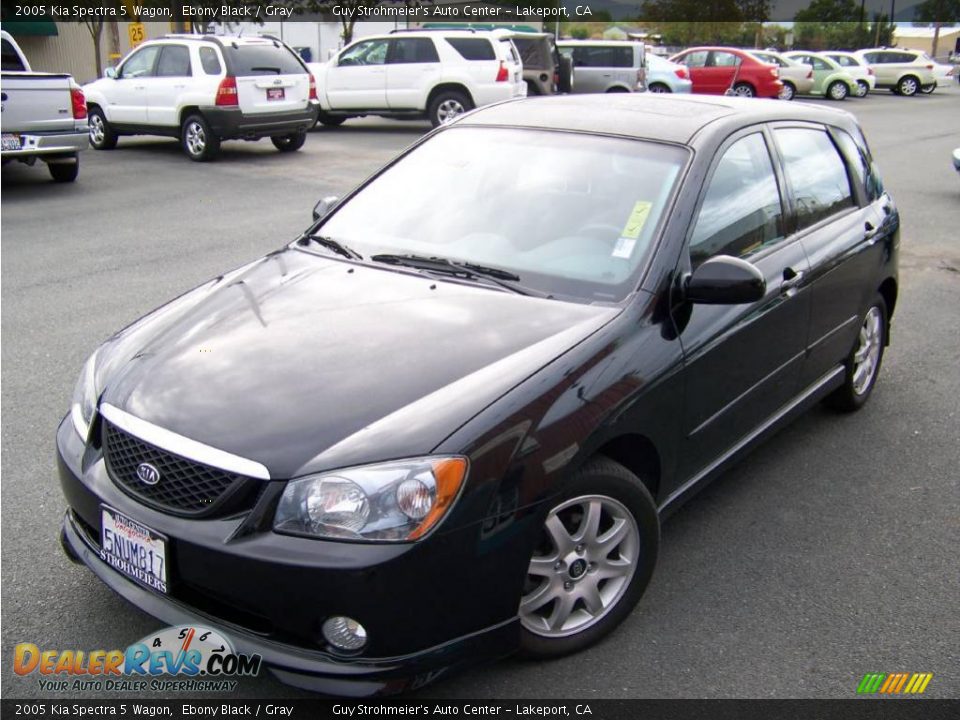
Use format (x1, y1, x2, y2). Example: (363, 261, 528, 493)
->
(428, 90, 472, 127)
(48, 157, 79, 183)
(733, 82, 755, 97)
(648, 82, 671, 93)
(825, 294, 888, 413)
(271, 132, 306, 152)
(856, 80, 870, 97)
(88, 106, 118, 150)
(181, 114, 220, 162)
(518, 457, 659, 658)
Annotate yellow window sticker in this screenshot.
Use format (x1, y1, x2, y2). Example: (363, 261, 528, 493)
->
(621, 201, 652, 240)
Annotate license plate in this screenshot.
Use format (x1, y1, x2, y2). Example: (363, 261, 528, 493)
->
(266, 87, 285, 101)
(100, 506, 168, 594)
(2, 133, 21, 151)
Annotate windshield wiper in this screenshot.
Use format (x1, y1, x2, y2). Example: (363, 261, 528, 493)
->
(298, 234, 363, 260)
(370, 254, 548, 297)
(252, 66, 282, 74)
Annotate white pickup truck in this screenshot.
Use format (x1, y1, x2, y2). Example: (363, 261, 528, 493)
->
(1, 29, 89, 182)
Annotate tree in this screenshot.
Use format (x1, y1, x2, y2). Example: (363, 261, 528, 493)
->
(80, 18, 106, 79)
(914, 0, 960, 57)
(793, 0, 862, 49)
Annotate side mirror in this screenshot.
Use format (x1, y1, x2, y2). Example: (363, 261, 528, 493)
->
(312, 195, 340, 222)
(105, 67, 117, 79)
(686, 255, 765, 305)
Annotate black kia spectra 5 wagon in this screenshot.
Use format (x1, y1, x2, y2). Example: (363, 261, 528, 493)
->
(58, 94, 899, 695)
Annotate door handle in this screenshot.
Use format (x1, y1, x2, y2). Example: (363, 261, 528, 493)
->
(134, 85, 146, 90)
(781, 267, 804, 292)
(864, 221, 880, 244)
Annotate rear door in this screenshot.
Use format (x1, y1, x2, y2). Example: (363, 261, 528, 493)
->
(675, 129, 811, 480)
(109, 45, 160, 124)
(228, 41, 311, 115)
(705, 51, 741, 94)
(568, 45, 610, 93)
(386, 37, 441, 110)
(324, 38, 389, 109)
(145, 44, 192, 128)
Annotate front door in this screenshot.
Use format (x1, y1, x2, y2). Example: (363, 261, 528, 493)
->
(674, 130, 811, 481)
(325, 38, 389, 110)
(145, 44, 192, 128)
(109, 45, 160, 124)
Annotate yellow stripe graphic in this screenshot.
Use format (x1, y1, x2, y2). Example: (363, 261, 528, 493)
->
(917, 673, 933, 694)
(904, 674, 920, 693)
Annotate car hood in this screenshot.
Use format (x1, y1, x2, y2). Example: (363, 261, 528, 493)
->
(101, 248, 619, 478)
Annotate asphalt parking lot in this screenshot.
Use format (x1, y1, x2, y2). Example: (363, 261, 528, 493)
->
(2, 87, 958, 700)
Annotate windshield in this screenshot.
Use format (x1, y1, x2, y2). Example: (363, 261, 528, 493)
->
(315, 127, 687, 303)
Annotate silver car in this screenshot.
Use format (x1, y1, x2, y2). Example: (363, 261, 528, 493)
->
(645, 53, 693, 93)
(750, 49, 814, 101)
(556, 40, 646, 93)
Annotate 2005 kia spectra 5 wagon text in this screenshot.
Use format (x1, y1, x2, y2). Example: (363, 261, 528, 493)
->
(57, 94, 899, 695)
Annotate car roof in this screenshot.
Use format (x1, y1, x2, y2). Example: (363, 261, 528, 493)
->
(458, 94, 857, 145)
(556, 39, 642, 47)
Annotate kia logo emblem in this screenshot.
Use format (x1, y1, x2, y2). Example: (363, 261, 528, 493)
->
(136, 463, 160, 486)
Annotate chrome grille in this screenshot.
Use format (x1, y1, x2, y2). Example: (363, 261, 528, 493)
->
(102, 420, 252, 517)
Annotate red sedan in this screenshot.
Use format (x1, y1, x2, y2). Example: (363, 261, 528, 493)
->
(669, 47, 783, 98)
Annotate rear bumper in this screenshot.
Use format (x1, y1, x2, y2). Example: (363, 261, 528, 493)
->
(1, 128, 88, 159)
(200, 102, 320, 140)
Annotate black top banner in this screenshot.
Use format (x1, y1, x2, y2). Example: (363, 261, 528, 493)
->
(1, 1, 959, 24)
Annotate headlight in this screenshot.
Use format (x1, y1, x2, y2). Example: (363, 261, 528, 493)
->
(70, 349, 100, 440)
(274, 457, 468, 542)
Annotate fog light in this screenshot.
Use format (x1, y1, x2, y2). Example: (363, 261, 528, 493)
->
(322, 616, 367, 651)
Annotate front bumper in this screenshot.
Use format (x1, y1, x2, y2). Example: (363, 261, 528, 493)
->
(56, 416, 522, 695)
(199, 102, 320, 140)
(1, 128, 88, 159)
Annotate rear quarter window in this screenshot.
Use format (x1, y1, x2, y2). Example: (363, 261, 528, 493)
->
(2, 39, 26, 71)
(572, 46, 634, 68)
(199, 47, 222, 75)
(226, 44, 305, 76)
(445, 38, 496, 61)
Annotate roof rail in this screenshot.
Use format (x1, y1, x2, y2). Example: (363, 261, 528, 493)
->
(389, 27, 476, 34)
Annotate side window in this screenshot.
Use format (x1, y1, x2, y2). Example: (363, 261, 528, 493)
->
(775, 128, 854, 232)
(689, 133, 784, 268)
(389, 38, 439, 64)
(199, 47, 222, 75)
(834, 128, 884, 202)
(338, 39, 389, 66)
(1, 39, 26, 71)
(898, 52, 919, 63)
(444, 38, 496, 61)
(682, 51, 708, 68)
(710, 52, 740, 67)
(155, 45, 191, 77)
(811, 57, 830, 71)
(119, 45, 160, 79)
(863, 52, 880, 63)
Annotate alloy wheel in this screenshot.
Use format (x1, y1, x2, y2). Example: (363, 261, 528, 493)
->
(852, 307, 883, 395)
(899, 77, 918, 96)
(437, 99, 466, 125)
(829, 81, 849, 100)
(520, 495, 640, 638)
(89, 114, 105, 145)
(185, 121, 206, 156)
(734, 84, 754, 97)
(780, 83, 795, 101)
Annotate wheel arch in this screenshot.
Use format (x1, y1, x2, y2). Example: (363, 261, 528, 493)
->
(178, 105, 202, 129)
(593, 434, 661, 504)
(426, 83, 474, 110)
(878, 277, 898, 338)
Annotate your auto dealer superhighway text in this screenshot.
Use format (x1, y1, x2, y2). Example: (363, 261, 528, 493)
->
(333, 706, 591, 716)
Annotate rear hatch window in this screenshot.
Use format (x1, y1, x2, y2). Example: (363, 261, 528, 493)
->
(225, 43, 306, 76)
(225, 43, 310, 115)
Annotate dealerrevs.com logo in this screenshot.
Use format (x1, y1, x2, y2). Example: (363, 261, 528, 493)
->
(13, 626, 262, 693)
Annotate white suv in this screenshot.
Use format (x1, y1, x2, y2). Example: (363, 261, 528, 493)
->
(308, 30, 526, 128)
(854, 48, 938, 96)
(84, 35, 320, 161)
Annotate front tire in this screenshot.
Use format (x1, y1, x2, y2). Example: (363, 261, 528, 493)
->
(897, 75, 920, 96)
(181, 114, 220, 162)
(921, 83, 936, 94)
(88, 106, 118, 150)
(856, 80, 870, 97)
(827, 80, 849, 100)
(271, 132, 306, 152)
(519, 457, 659, 658)
(825, 294, 888, 413)
(779, 81, 796, 101)
(648, 82, 671, 94)
(48, 156, 79, 183)
(428, 90, 472, 128)
(317, 112, 346, 127)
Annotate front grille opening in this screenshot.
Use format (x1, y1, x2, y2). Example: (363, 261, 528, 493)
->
(102, 421, 258, 518)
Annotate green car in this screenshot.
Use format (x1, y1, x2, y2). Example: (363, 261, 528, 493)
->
(784, 51, 858, 100)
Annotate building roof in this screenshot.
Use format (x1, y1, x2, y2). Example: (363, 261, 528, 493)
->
(460, 93, 855, 145)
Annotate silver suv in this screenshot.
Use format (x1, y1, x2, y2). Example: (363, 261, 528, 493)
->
(557, 40, 646, 93)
